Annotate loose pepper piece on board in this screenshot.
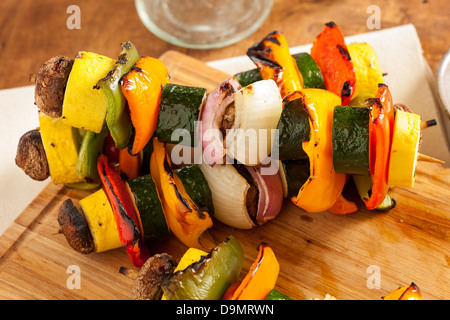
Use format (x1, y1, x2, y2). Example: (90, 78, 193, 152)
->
(365, 84, 395, 210)
(121, 56, 170, 155)
(162, 236, 244, 300)
(227, 242, 280, 300)
(382, 283, 423, 300)
(150, 138, 215, 251)
(247, 31, 303, 98)
(311, 22, 357, 105)
(97, 154, 151, 267)
(291, 89, 347, 212)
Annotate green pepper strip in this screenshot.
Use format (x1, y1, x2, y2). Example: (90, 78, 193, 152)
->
(161, 236, 244, 300)
(77, 126, 108, 183)
(97, 154, 151, 267)
(96, 42, 139, 150)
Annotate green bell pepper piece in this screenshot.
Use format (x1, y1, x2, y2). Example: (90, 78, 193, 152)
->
(161, 236, 244, 300)
(76, 127, 108, 183)
(265, 288, 293, 300)
(96, 41, 139, 149)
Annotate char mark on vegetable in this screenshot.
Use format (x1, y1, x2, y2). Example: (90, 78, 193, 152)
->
(325, 21, 336, 28)
(101, 163, 141, 246)
(336, 45, 351, 61)
(247, 43, 283, 70)
(341, 81, 354, 99)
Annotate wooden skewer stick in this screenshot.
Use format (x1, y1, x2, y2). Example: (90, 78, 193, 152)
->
(119, 266, 138, 280)
(421, 119, 437, 130)
(418, 153, 445, 164)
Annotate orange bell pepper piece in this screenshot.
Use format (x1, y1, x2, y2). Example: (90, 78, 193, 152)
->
(291, 89, 347, 212)
(383, 283, 423, 300)
(247, 31, 303, 98)
(229, 243, 280, 300)
(311, 22, 356, 105)
(365, 84, 395, 210)
(121, 56, 170, 155)
(328, 194, 358, 215)
(119, 148, 140, 179)
(150, 138, 215, 251)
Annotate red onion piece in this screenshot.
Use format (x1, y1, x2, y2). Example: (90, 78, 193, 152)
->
(245, 165, 284, 225)
(200, 78, 241, 166)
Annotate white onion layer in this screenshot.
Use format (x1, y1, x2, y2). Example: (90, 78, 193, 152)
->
(198, 162, 256, 229)
(226, 79, 283, 166)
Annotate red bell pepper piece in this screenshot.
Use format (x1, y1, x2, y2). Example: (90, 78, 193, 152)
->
(97, 154, 151, 267)
(311, 22, 356, 105)
(365, 84, 395, 210)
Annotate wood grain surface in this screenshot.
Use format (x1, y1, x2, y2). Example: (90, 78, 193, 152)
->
(0, 0, 448, 91)
(0, 51, 448, 300)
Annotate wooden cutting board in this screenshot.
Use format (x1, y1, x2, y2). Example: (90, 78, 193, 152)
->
(0, 51, 449, 300)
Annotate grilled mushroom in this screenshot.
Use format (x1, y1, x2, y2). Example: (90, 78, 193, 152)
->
(132, 253, 177, 300)
(34, 56, 73, 118)
(15, 129, 49, 181)
(57, 199, 94, 254)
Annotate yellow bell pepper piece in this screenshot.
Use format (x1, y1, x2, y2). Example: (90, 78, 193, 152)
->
(388, 110, 421, 188)
(38, 112, 82, 184)
(62, 51, 116, 133)
(150, 138, 215, 251)
(79, 188, 122, 253)
(162, 247, 208, 300)
(291, 89, 347, 212)
(347, 43, 383, 98)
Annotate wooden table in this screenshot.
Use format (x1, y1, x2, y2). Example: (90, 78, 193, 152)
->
(0, 0, 448, 90)
(0, 0, 449, 301)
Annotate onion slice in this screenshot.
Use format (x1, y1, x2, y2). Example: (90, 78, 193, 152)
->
(226, 79, 283, 166)
(200, 78, 241, 166)
(199, 162, 256, 229)
(198, 160, 284, 229)
(245, 165, 284, 224)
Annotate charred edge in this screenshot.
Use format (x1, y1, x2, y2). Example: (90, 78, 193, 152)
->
(252, 243, 269, 276)
(373, 98, 383, 111)
(163, 249, 212, 286)
(341, 81, 354, 99)
(325, 21, 336, 28)
(119, 53, 128, 65)
(425, 119, 437, 127)
(131, 65, 143, 73)
(264, 31, 282, 46)
(378, 83, 387, 88)
(219, 81, 236, 97)
(122, 42, 132, 50)
(247, 44, 282, 70)
(336, 44, 351, 61)
(101, 162, 140, 246)
(164, 154, 206, 219)
(163, 154, 174, 178)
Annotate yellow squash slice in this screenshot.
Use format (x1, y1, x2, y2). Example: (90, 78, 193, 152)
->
(79, 188, 122, 253)
(39, 112, 82, 184)
(62, 51, 116, 133)
(348, 42, 383, 98)
(388, 110, 421, 188)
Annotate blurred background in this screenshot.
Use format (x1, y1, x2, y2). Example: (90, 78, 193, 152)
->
(0, 0, 448, 89)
